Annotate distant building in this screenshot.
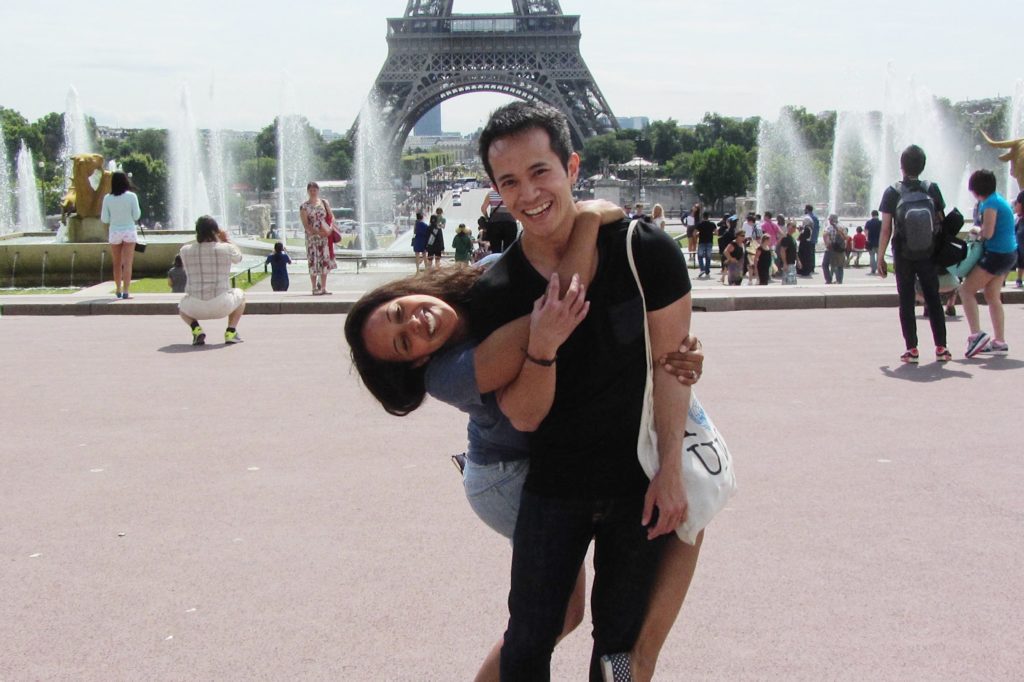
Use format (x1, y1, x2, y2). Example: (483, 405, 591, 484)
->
(414, 105, 443, 136)
(320, 129, 344, 142)
(617, 116, 650, 130)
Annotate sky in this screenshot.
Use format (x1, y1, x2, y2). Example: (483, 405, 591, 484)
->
(0, 0, 1019, 136)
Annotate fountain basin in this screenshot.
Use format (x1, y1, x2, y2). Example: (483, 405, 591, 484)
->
(0, 232, 273, 287)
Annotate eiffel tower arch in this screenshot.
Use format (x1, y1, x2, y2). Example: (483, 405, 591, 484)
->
(362, 0, 619, 162)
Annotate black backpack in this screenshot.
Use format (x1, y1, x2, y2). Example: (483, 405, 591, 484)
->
(894, 181, 939, 260)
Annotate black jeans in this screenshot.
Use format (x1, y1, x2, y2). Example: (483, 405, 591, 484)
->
(894, 256, 946, 349)
(500, 490, 667, 681)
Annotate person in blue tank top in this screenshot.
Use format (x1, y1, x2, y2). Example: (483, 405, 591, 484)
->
(960, 170, 1019, 357)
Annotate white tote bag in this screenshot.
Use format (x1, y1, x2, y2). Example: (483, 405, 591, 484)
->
(626, 220, 737, 545)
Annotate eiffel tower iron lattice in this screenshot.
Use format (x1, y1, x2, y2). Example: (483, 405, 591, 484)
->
(362, 0, 619, 161)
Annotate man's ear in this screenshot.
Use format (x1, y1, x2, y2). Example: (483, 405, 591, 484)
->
(567, 152, 580, 184)
(412, 355, 431, 368)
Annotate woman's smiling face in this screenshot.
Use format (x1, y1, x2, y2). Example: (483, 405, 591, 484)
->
(362, 294, 460, 364)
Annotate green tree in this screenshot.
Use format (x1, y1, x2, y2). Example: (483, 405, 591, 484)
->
(120, 152, 169, 222)
(664, 151, 693, 181)
(33, 112, 65, 162)
(695, 113, 760, 151)
(647, 119, 683, 164)
(321, 138, 353, 179)
(1, 107, 41, 167)
(690, 141, 754, 211)
(579, 132, 635, 175)
(239, 157, 277, 195)
(125, 128, 168, 161)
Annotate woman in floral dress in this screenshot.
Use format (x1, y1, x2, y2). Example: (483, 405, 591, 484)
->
(299, 181, 337, 295)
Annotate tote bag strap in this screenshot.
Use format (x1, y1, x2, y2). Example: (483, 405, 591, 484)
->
(625, 219, 655, 384)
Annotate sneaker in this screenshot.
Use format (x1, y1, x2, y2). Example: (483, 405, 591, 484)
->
(900, 348, 919, 364)
(986, 340, 1009, 355)
(600, 652, 632, 682)
(224, 330, 243, 344)
(191, 326, 206, 346)
(935, 347, 952, 363)
(965, 331, 991, 358)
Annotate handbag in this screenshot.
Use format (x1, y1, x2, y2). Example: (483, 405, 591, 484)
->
(626, 220, 737, 545)
(134, 226, 147, 253)
(948, 239, 983, 279)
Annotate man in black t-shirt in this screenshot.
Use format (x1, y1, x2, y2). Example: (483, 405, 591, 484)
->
(877, 144, 949, 363)
(695, 212, 717, 278)
(473, 101, 696, 681)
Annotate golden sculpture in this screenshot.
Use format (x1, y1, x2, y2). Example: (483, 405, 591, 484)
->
(61, 153, 112, 220)
(982, 131, 1024, 191)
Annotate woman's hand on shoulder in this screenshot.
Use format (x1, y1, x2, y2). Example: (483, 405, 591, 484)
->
(528, 272, 589, 358)
(658, 334, 703, 385)
(574, 199, 626, 227)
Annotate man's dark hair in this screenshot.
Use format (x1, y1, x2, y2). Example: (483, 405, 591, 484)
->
(1016, 190, 1024, 207)
(764, 211, 772, 219)
(967, 169, 997, 198)
(804, 205, 813, 214)
(871, 210, 879, 217)
(416, 211, 423, 220)
(900, 145, 927, 177)
(110, 171, 131, 196)
(478, 101, 573, 184)
(195, 215, 220, 243)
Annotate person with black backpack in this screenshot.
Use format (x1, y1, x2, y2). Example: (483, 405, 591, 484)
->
(877, 144, 951, 364)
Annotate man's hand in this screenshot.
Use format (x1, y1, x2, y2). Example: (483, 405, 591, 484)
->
(878, 258, 888, 278)
(642, 464, 688, 540)
(658, 334, 703, 385)
(575, 199, 627, 226)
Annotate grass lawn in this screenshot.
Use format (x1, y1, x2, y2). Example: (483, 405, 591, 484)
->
(124, 272, 270, 294)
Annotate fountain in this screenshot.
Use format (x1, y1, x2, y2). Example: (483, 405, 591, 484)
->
(353, 91, 396, 258)
(755, 107, 825, 216)
(0, 119, 13, 234)
(61, 87, 94, 190)
(819, 67, 985, 220)
(16, 142, 43, 232)
(208, 128, 231, 226)
(827, 111, 880, 216)
(169, 86, 212, 230)
(276, 107, 314, 246)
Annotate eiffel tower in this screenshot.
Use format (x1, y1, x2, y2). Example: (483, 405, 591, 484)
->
(364, 0, 618, 160)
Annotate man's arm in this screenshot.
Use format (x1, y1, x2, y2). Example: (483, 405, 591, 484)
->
(643, 292, 693, 539)
(480, 194, 491, 218)
(878, 213, 893, 277)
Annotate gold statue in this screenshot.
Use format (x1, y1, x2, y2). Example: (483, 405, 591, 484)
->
(61, 153, 112, 221)
(982, 131, 1024, 191)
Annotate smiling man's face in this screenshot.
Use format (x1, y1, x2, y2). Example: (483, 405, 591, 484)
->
(486, 127, 580, 242)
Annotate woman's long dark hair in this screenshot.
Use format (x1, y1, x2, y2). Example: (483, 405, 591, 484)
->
(111, 171, 131, 196)
(344, 266, 483, 416)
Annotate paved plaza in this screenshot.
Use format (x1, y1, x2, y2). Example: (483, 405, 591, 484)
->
(2, 304, 1022, 680)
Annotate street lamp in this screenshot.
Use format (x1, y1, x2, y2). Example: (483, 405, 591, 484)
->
(637, 134, 646, 205)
